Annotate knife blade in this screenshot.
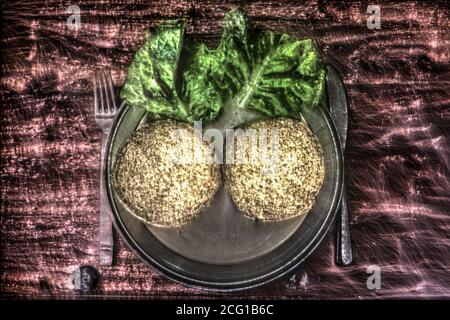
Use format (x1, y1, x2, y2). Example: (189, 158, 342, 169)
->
(326, 65, 353, 266)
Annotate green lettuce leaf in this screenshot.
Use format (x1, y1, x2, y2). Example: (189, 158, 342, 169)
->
(120, 21, 184, 119)
(120, 21, 223, 123)
(120, 9, 326, 124)
(176, 40, 223, 122)
(212, 9, 326, 120)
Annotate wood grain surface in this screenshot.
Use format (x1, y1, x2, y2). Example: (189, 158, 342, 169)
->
(1, 0, 449, 299)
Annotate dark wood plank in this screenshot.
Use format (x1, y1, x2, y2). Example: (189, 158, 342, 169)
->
(1, 0, 449, 298)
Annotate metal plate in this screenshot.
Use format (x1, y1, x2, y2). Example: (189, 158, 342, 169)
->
(105, 91, 343, 291)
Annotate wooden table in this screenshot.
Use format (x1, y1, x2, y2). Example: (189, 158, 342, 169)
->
(1, 0, 449, 299)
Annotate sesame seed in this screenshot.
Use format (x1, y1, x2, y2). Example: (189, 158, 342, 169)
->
(224, 117, 325, 220)
(113, 119, 221, 227)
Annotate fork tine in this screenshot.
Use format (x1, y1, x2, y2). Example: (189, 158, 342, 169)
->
(94, 71, 100, 114)
(106, 71, 117, 112)
(94, 70, 117, 117)
(100, 71, 110, 114)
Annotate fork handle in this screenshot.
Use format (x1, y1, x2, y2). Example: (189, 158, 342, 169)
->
(99, 129, 113, 266)
(336, 179, 353, 266)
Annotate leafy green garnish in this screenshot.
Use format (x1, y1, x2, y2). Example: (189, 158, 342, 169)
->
(120, 9, 326, 124)
(119, 21, 185, 120)
(212, 10, 326, 121)
(120, 20, 223, 123)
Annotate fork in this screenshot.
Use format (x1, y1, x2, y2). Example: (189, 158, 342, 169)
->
(94, 70, 118, 266)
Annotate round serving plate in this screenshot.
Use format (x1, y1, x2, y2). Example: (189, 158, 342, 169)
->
(106, 93, 343, 291)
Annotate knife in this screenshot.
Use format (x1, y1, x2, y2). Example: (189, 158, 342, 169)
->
(326, 65, 353, 266)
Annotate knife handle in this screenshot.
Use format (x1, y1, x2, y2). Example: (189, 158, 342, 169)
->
(336, 179, 353, 266)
